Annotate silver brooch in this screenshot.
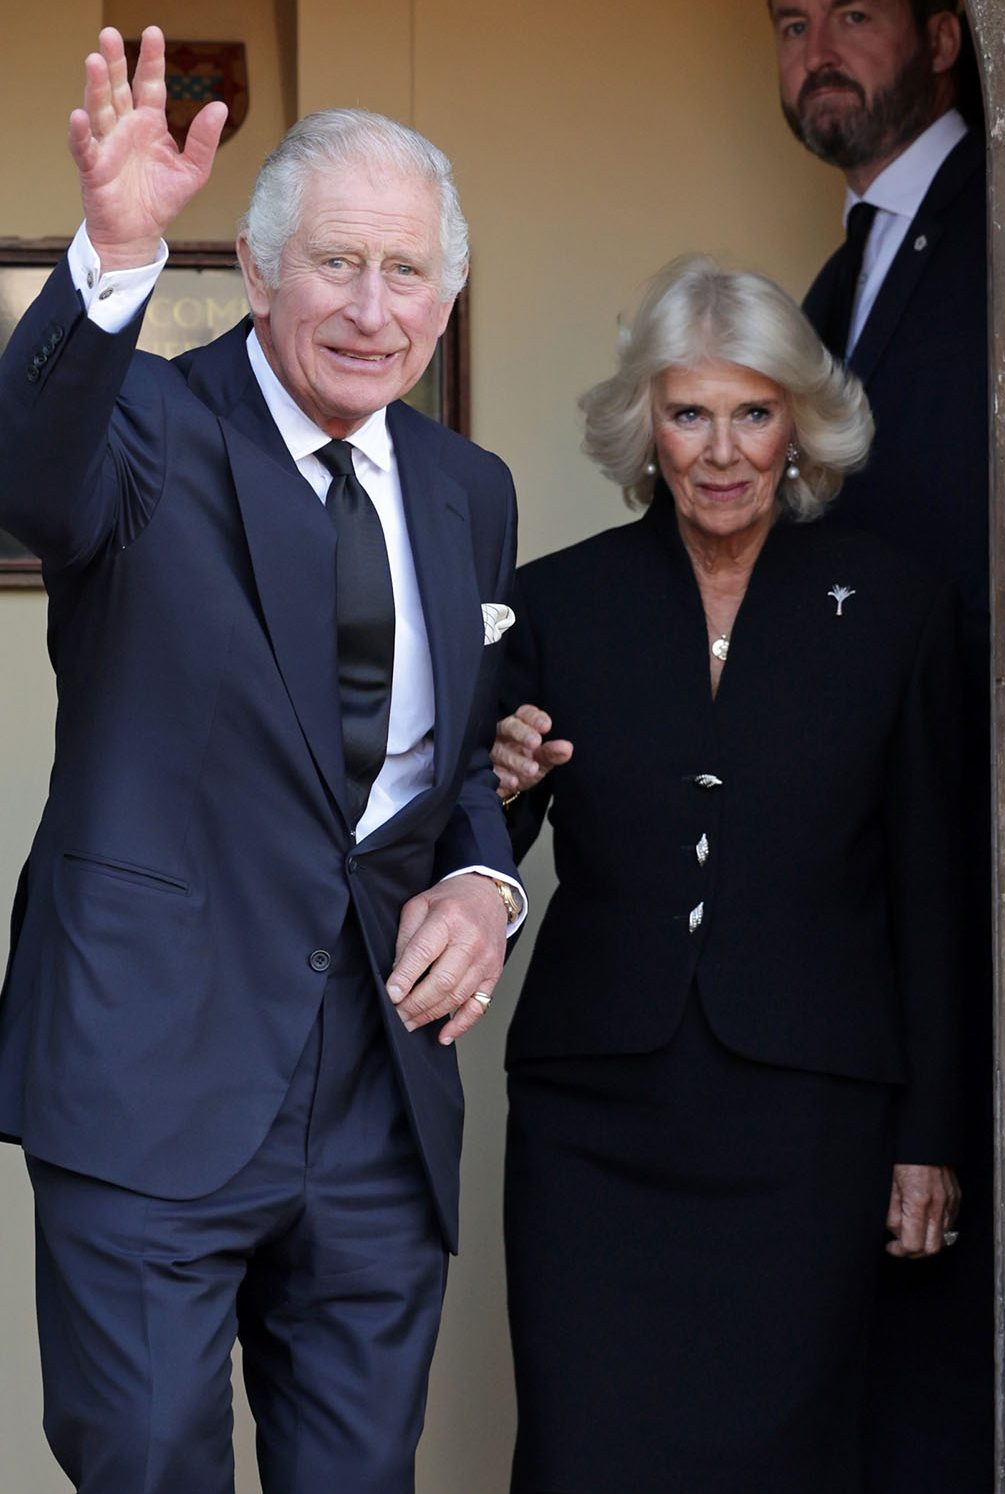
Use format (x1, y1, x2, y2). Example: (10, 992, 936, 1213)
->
(827, 584, 856, 617)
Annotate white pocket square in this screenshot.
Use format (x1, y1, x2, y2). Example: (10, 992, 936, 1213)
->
(482, 602, 516, 645)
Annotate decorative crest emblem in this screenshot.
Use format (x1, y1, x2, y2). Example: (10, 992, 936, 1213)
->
(125, 39, 249, 149)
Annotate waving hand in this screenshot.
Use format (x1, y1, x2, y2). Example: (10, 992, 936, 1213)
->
(68, 26, 228, 269)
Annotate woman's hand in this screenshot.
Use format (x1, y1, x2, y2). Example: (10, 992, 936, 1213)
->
(492, 704, 573, 801)
(885, 1163, 961, 1258)
(69, 26, 228, 269)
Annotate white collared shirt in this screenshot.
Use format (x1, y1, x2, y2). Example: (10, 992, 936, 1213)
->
(245, 330, 436, 844)
(66, 227, 525, 925)
(843, 109, 968, 355)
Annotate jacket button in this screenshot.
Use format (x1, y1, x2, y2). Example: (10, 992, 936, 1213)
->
(50, 325, 63, 343)
(27, 367, 40, 383)
(347, 856, 358, 873)
(696, 833, 710, 866)
(688, 902, 705, 934)
(32, 352, 46, 368)
(309, 949, 331, 972)
(693, 773, 723, 790)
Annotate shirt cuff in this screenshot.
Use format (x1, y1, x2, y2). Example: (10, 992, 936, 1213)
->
(440, 866, 527, 936)
(68, 221, 168, 334)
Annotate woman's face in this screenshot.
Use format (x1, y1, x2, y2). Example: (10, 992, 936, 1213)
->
(652, 360, 793, 546)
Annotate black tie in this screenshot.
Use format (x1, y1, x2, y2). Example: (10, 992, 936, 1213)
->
(316, 439, 395, 826)
(823, 201, 878, 361)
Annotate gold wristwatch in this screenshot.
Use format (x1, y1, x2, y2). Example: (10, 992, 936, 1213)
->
(492, 878, 522, 925)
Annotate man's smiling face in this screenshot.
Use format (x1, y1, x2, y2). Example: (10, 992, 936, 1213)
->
(239, 162, 455, 438)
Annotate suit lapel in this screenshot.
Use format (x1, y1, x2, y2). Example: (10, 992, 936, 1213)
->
(177, 318, 293, 469)
(643, 492, 804, 731)
(221, 425, 356, 827)
(182, 325, 354, 829)
(850, 133, 983, 387)
(849, 219, 946, 387)
(373, 403, 484, 829)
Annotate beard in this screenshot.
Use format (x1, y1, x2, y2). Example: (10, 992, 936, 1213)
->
(782, 43, 936, 170)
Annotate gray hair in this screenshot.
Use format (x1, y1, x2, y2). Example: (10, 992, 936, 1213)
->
(580, 254, 874, 519)
(240, 109, 469, 302)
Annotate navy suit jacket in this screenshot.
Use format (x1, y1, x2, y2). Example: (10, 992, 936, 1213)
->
(804, 131, 988, 691)
(0, 257, 519, 1250)
(502, 493, 963, 1160)
(805, 131, 991, 1140)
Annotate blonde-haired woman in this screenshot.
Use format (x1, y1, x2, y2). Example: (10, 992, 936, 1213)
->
(495, 256, 962, 1493)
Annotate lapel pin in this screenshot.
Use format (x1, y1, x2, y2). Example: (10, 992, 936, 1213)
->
(914, 235, 928, 252)
(828, 585, 856, 617)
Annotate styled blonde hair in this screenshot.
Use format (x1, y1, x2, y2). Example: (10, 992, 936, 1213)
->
(580, 254, 874, 519)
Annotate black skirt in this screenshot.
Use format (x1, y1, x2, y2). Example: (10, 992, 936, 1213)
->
(505, 989, 894, 1494)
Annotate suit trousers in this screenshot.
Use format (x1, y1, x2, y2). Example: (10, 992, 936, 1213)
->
(27, 920, 448, 1494)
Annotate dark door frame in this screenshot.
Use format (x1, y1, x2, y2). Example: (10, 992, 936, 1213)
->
(970, 0, 1005, 1482)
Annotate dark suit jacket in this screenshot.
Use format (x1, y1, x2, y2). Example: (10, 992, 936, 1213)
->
(502, 489, 962, 1159)
(0, 257, 519, 1250)
(804, 131, 988, 688)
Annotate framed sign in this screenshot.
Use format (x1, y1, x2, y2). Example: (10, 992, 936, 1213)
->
(0, 240, 470, 588)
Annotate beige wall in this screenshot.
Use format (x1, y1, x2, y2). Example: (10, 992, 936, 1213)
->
(0, 3, 842, 1490)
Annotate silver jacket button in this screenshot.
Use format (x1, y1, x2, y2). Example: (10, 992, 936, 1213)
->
(694, 774, 723, 789)
(688, 902, 704, 934)
(696, 834, 709, 866)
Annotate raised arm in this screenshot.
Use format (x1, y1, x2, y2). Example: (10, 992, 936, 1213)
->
(0, 28, 228, 565)
(68, 25, 227, 268)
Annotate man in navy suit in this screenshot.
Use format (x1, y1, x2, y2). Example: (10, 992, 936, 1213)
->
(0, 24, 522, 1493)
(768, 1, 990, 1483)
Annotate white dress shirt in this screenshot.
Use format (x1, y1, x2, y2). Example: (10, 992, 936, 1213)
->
(245, 332, 437, 844)
(843, 109, 968, 355)
(66, 226, 525, 927)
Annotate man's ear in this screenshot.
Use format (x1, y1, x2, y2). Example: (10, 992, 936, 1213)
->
(927, 10, 962, 76)
(236, 235, 272, 318)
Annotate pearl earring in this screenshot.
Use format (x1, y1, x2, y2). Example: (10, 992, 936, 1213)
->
(785, 442, 800, 481)
(644, 460, 657, 477)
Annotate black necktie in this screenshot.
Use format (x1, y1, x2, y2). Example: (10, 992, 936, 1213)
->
(823, 201, 878, 361)
(316, 439, 395, 825)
